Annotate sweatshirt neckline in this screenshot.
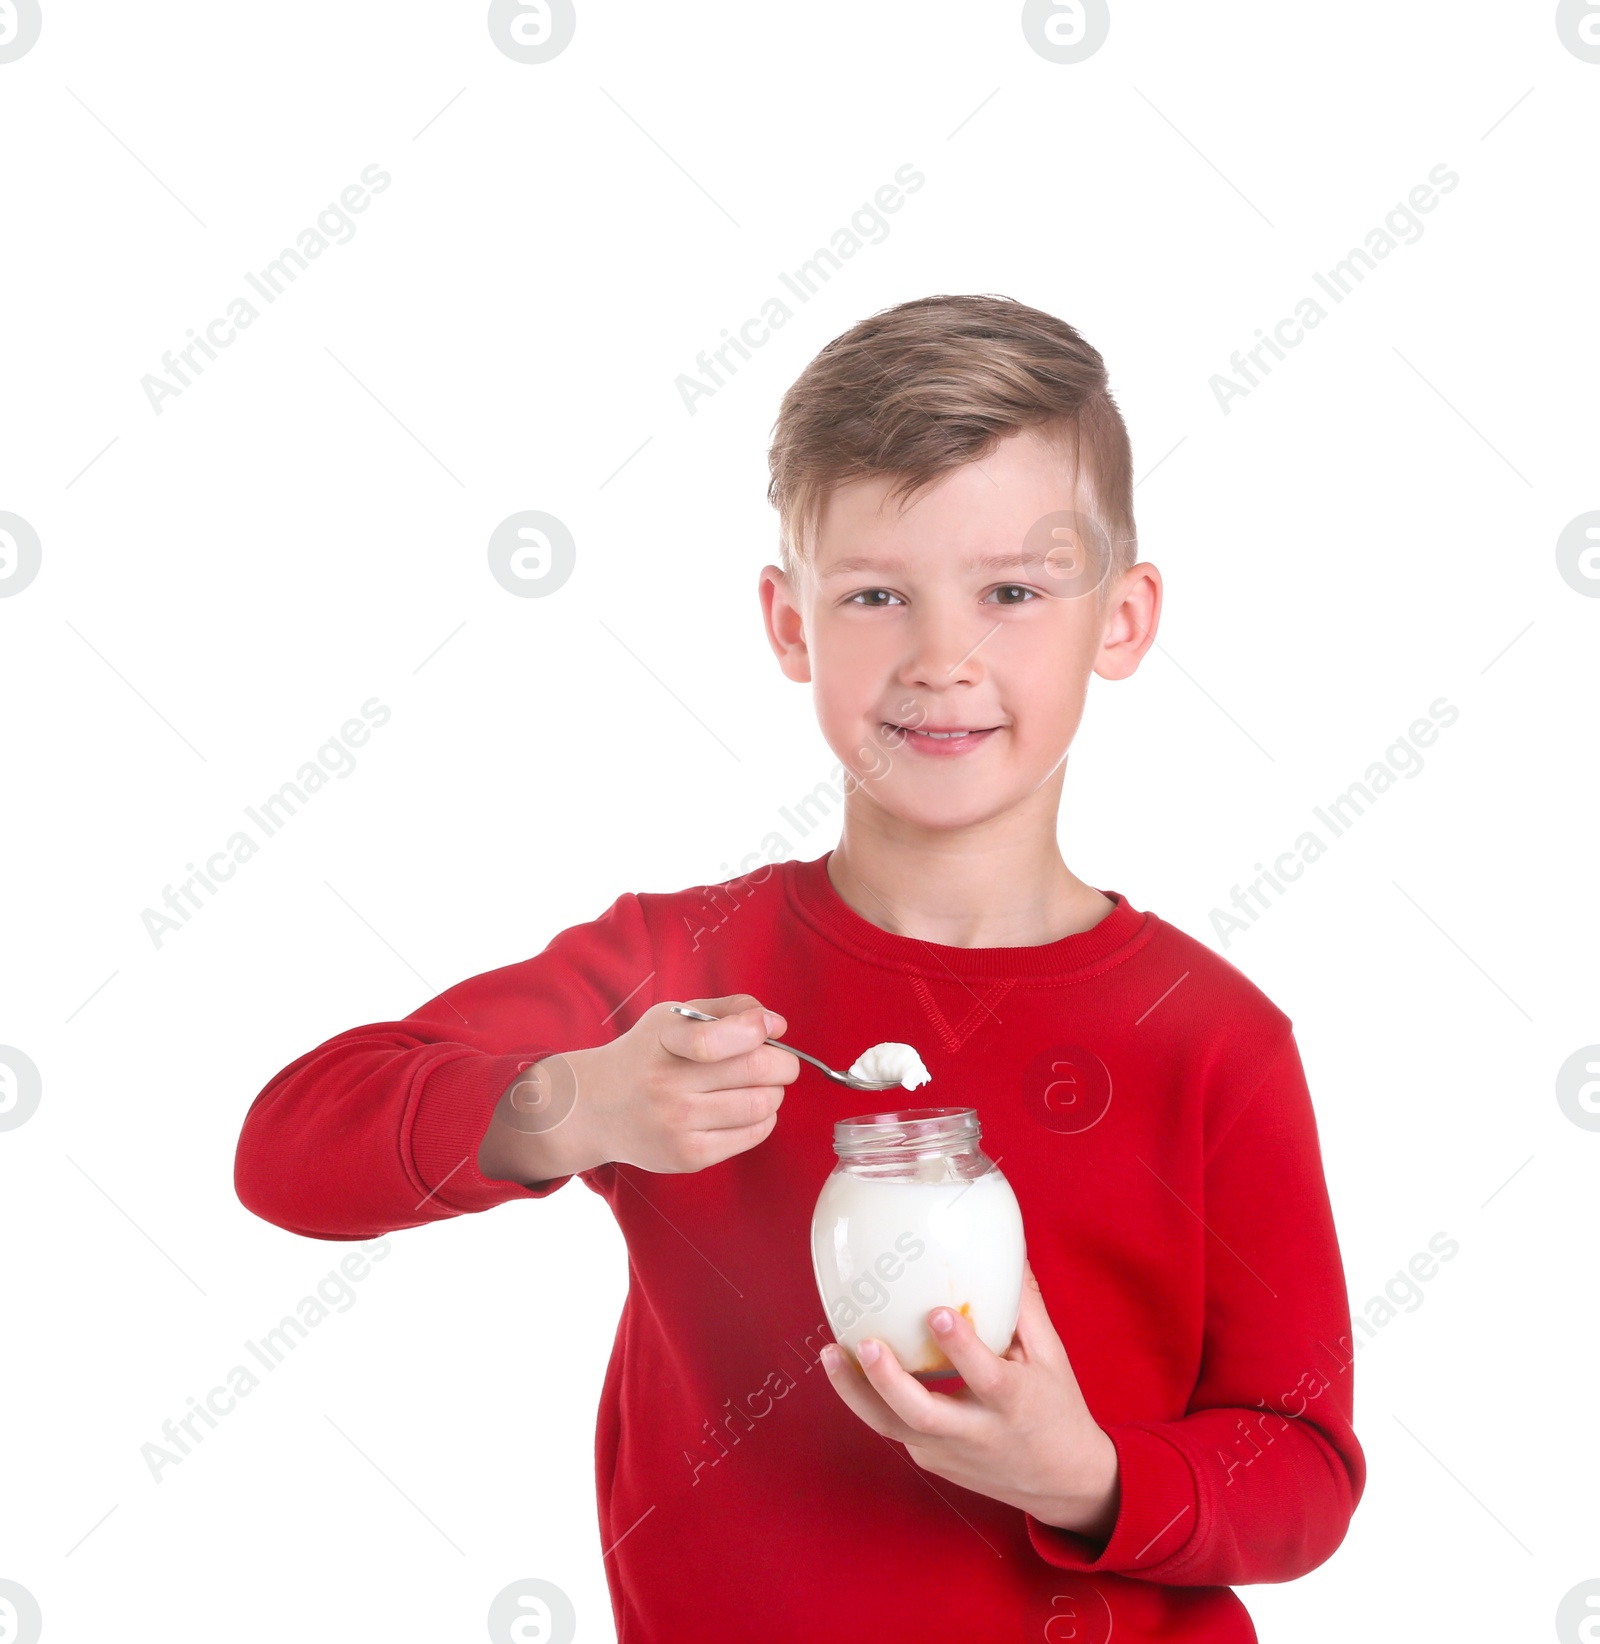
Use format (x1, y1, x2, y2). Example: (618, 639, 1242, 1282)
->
(783, 850, 1150, 982)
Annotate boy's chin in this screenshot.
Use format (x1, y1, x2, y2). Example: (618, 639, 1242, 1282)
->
(866, 785, 1031, 835)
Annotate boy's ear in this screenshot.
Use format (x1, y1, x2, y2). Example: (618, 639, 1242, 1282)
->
(759, 564, 812, 683)
(1093, 562, 1163, 681)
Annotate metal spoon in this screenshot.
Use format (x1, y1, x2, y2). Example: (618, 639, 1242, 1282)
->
(667, 1004, 903, 1091)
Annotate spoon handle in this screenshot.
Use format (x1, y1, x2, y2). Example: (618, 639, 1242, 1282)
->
(767, 1040, 854, 1085)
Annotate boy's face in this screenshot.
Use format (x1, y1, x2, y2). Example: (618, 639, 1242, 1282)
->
(760, 427, 1161, 834)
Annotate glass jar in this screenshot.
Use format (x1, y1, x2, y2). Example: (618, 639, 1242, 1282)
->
(810, 1107, 1026, 1379)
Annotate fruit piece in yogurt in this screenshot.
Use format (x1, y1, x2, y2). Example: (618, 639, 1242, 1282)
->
(849, 1041, 931, 1090)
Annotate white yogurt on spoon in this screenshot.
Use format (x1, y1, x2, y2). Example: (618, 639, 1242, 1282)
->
(849, 1042, 931, 1090)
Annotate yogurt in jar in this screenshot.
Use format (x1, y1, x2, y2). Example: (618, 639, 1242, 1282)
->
(811, 1124, 1026, 1377)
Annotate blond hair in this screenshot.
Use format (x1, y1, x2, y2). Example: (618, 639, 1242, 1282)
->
(766, 294, 1136, 594)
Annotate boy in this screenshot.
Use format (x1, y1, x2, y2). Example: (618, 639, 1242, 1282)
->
(236, 294, 1364, 1641)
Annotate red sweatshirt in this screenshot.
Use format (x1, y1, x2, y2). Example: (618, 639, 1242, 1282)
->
(235, 852, 1364, 1642)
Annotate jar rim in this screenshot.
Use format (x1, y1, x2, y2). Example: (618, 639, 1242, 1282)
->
(833, 1106, 979, 1155)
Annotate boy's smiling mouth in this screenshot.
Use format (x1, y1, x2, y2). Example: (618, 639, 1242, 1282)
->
(882, 721, 1002, 756)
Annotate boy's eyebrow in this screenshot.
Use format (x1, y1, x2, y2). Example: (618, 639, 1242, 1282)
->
(818, 550, 1048, 580)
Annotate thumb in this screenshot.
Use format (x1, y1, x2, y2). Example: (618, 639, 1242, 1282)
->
(1013, 1257, 1068, 1362)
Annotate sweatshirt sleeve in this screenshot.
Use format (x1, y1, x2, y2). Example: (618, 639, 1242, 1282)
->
(234, 892, 655, 1241)
(1026, 1029, 1366, 1584)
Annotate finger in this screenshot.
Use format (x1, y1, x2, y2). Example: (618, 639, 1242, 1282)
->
(692, 1081, 789, 1132)
(817, 1343, 922, 1442)
(920, 1303, 1012, 1406)
(691, 995, 789, 1041)
(659, 1000, 782, 1064)
(692, 1042, 801, 1093)
(1009, 1257, 1067, 1367)
(825, 1337, 967, 1442)
(692, 1108, 781, 1164)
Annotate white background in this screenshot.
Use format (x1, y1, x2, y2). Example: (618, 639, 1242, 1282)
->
(2, 2, 1597, 1639)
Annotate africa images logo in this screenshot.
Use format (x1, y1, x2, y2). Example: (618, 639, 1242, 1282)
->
(0, 0, 42, 63)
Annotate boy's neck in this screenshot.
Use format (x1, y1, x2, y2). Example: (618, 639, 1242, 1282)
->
(825, 780, 1115, 950)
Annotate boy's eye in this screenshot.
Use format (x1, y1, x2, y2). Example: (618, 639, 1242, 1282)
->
(985, 584, 1039, 605)
(847, 588, 904, 608)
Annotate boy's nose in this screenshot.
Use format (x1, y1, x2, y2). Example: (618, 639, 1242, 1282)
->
(899, 609, 993, 689)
